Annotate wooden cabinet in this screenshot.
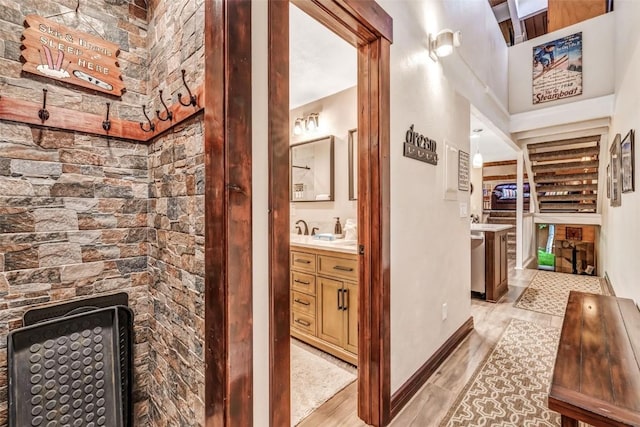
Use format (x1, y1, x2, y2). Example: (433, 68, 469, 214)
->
(290, 246, 358, 365)
(484, 227, 510, 302)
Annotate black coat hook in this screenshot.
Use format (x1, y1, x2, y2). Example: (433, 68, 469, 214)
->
(139, 105, 155, 133)
(38, 89, 50, 123)
(102, 102, 111, 132)
(155, 89, 173, 122)
(178, 69, 197, 107)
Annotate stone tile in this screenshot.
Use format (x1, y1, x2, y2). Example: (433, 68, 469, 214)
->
(38, 243, 82, 267)
(0, 177, 34, 196)
(33, 208, 79, 232)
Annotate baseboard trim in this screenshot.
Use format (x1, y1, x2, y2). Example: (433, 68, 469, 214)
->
(604, 272, 616, 296)
(390, 317, 474, 419)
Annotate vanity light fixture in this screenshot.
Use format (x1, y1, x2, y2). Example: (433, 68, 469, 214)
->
(293, 117, 304, 136)
(471, 128, 483, 168)
(305, 113, 319, 133)
(428, 29, 462, 62)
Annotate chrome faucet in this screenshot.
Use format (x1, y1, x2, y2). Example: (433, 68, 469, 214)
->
(295, 219, 309, 235)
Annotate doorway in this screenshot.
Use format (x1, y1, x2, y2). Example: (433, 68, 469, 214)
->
(268, 1, 392, 426)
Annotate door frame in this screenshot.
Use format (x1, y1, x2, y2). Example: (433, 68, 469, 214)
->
(268, 1, 392, 425)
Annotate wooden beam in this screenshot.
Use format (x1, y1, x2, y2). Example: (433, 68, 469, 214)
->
(532, 160, 599, 173)
(538, 194, 598, 202)
(537, 184, 598, 193)
(483, 160, 517, 167)
(204, 0, 253, 425)
(529, 146, 600, 162)
(528, 135, 601, 151)
(268, 1, 291, 426)
(535, 172, 598, 183)
(483, 174, 529, 182)
(0, 88, 203, 143)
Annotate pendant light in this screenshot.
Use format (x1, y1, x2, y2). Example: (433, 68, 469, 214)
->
(471, 128, 483, 168)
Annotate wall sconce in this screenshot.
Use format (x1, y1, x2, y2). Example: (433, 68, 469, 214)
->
(428, 29, 461, 61)
(471, 128, 483, 168)
(305, 113, 319, 132)
(293, 113, 320, 136)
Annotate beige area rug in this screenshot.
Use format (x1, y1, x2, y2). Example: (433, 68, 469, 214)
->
(440, 319, 561, 427)
(514, 270, 605, 317)
(291, 339, 357, 426)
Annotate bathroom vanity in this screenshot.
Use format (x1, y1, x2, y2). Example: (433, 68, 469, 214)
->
(470, 223, 512, 302)
(290, 238, 358, 365)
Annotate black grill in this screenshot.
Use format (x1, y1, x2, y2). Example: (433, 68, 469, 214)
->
(8, 294, 133, 427)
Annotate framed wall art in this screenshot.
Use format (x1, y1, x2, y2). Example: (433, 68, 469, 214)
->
(621, 129, 635, 193)
(610, 133, 622, 207)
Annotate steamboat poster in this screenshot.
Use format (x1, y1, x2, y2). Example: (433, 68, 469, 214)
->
(532, 32, 582, 104)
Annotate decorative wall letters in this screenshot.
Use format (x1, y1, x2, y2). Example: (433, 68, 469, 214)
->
(403, 124, 438, 165)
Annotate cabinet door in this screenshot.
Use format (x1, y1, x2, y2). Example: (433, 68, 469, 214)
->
(318, 277, 344, 347)
(499, 232, 508, 285)
(343, 281, 358, 355)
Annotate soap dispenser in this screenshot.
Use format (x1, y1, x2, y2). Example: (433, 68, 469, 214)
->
(334, 217, 343, 238)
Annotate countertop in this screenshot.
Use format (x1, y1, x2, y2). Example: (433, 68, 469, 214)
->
(290, 235, 358, 254)
(471, 223, 513, 233)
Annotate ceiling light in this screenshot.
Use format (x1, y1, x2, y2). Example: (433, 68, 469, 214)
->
(293, 118, 303, 135)
(429, 29, 462, 61)
(470, 128, 483, 139)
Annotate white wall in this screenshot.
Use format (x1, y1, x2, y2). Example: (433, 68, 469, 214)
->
(289, 87, 358, 234)
(601, 2, 640, 304)
(508, 13, 615, 114)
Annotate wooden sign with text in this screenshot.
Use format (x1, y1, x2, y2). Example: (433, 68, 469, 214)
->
(22, 15, 125, 96)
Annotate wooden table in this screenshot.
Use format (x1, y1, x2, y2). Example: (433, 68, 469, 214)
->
(549, 291, 640, 427)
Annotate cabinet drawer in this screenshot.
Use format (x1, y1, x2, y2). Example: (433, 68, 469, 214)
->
(291, 291, 316, 317)
(291, 251, 316, 273)
(291, 271, 316, 295)
(318, 255, 358, 281)
(291, 311, 316, 335)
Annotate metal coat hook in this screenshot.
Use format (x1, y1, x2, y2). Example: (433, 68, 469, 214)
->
(177, 70, 197, 107)
(38, 89, 50, 123)
(155, 90, 173, 122)
(102, 102, 111, 132)
(139, 105, 155, 133)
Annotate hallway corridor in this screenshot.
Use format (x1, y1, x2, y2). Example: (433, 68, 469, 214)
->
(299, 266, 605, 426)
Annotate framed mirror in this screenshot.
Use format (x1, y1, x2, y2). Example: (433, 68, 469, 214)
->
(348, 129, 357, 200)
(290, 135, 334, 202)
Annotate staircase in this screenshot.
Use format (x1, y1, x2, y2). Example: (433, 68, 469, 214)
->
(527, 136, 601, 213)
(487, 211, 516, 260)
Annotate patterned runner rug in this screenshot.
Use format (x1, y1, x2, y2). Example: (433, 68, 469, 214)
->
(440, 319, 561, 427)
(514, 271, 605, 317)
(291, 339, 356, 425)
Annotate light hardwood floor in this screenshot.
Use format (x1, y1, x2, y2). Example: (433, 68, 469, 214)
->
(298, 264, 558, 426)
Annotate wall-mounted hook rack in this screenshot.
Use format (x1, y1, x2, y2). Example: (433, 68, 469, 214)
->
(178, 70, 197, 107)
(102, 102, 111, 132)
(139, 105, 155, 133)
(155, 89, 173, 122)
(38, 89, 50, 123)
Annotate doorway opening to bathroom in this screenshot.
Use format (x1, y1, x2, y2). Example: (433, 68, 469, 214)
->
(268, 1, 392, 426)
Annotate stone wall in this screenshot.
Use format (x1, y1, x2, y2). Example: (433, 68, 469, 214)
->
(0, 0, 152, 425)
(146, 0, 205, 425)
(147, 116, 205, 426)
(0, 123, 152, 424)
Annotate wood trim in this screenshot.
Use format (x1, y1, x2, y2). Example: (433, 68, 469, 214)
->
(390, 317, 474, 418)
(0, 88, 203, 143)
(268, 1, 292, 426)
(483, 160, 517, 167)
(483, 174, 529, 182)
(204, 0, 253, 425)
(269, 1, 392, 426)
